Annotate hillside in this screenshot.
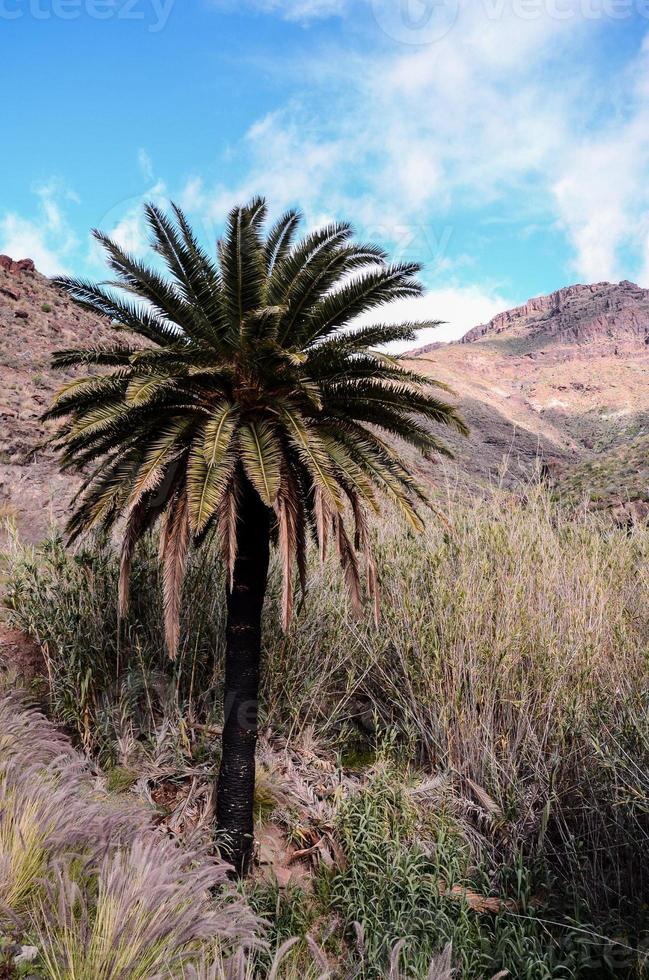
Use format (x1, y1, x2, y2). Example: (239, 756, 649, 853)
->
(0, 257, 121, 543)
(408, 280, 649, 511)
(2, 267, 649, 977)
(1, 263, 648, 544)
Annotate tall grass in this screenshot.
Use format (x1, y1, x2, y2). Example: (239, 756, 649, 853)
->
(36, 837, 253, 980)
(5, 483, 649, 973)
(0, 695, 257, 976)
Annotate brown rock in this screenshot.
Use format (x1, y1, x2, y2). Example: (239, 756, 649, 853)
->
(0, 286, 19, 301)
(610, 499, 649, 527)
(461, 280, 649, 346)
(11, 258, 36, 274)
(0, 626, 45, 684)
(0, 255, 12, 271)
(273, 867, 294, 888)
(14, 310, 28, 319)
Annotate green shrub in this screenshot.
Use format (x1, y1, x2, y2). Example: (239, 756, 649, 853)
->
(330, 771, 634, 979)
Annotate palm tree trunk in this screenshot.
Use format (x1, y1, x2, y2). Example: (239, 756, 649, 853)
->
(216, 476, 270, 876)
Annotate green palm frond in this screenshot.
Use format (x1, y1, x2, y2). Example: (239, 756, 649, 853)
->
(126, 420, 191, 511)
(265, 209, 302, 274)
(51, 344, 139, 368)
(300, 262, 423, 346)
(48, 197, 467, 650)
(52, 277, 182, 346)
(44, 374, 131, 420)
(240, 421, 282, 506)
(218, 204, 266, 332)
(202, 402, 238, 467)
(144, 203, 226, 345)
(279, 405, 343, 509)
(187, 441, 235, 534)
(266, 222, 353, 307)
(125, 372, 178, 406)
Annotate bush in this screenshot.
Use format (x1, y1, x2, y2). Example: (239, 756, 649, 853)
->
(5, 483, 649, 973)
(330, 770, 609, 979)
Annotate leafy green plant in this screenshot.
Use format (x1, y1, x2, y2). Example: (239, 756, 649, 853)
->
(330, 771, 631, 979)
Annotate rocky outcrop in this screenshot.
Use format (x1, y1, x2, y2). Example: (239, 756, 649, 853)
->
(0, 255, 36, 275)
(462, 280, 649, 345)
(405, 279, 649, 509)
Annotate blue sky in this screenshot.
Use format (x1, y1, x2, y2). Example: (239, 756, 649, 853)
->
(2, 0, 649, 342)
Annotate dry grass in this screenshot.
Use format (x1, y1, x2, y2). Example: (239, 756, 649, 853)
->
(5, 481, 649, 973)
(0, 695, 258, 976)
(261, 486, 649, 901)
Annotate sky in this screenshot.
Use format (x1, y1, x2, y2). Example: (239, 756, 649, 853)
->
(1, 0, 649, 344)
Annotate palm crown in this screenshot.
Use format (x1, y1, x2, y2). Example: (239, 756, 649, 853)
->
(47, 198, 467, 655)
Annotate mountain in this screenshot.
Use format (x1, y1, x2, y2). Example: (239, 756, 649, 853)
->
(1, 261, 648, 544)
(0, 257, 121, 543)
(406, 280, 649, 515)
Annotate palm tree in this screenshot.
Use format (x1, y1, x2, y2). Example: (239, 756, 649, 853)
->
(46, 198, 467, 874)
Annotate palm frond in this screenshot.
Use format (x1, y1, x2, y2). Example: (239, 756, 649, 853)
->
(218, 202, 265, 333)
(239, 421, 282, 506)
(160, 487, 190, 659)
(187, 440, 236, 534)
(299, 262, 423, 346)
(265, 209, 302, 275)
(144, 203, 226, 346)
(48, 199, 466, 633)
(202, 402, 238, 467)
(52, 277, 181, 346)
(267, 222, 353, 307)
(279, 405, 342, 509)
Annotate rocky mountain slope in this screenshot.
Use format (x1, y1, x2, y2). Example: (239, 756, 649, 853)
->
(408, 280, 649, 516)
(0, 262, 647, 545)
(0, 258, 121, 543)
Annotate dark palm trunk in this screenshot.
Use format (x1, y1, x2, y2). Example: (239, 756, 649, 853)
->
(216, 475, 270, 876)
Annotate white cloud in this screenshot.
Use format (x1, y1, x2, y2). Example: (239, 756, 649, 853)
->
(111, 209, 150, 257)
(137, 148, 155, 183)
(354, 285, 515, 350)
(195, 1, 649, 285)
(0, 180, 79, 276)
(552, 43, 649, 282)
(192, 5, 567, 229)
(211, 0, 352, 21)
(0, 214, 70, 277)
(87, 180, 168, 265)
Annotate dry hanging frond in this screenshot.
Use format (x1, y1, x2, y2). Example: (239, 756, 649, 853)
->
(334, 515, 362, 617)
(160, 489, 190, 659)
(314, 486, 329, 564)
(119, 498, 150, 618)
(216, 474, 240, 591)
(275, 488, 298, 630)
